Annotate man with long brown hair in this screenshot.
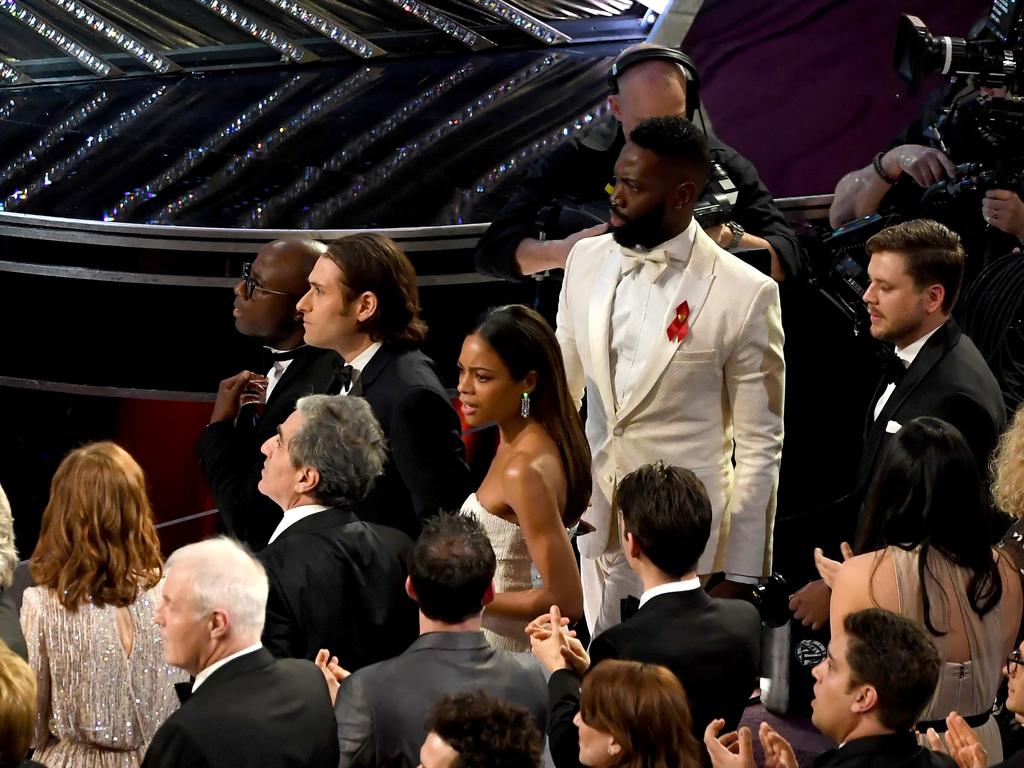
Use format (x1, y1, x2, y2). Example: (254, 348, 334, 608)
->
(297, 233, 469, 537)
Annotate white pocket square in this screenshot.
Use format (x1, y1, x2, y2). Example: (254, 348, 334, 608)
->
(885, 420, 902, 434)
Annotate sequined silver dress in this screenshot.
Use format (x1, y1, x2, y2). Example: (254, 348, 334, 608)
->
(20, 582, 188, 767)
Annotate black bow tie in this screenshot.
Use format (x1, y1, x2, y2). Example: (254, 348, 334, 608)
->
(261, 345, 307, 371)
(331, 359, 355, 394)
(174, 681, 192, 705)
(620, 595, 640, 622)
(877, 347, 908, 385)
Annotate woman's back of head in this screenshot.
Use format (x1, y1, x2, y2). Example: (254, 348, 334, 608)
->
(581, 659, 701, 768)
(860, 417, 1002, 632)
(30, 441, 163, 611)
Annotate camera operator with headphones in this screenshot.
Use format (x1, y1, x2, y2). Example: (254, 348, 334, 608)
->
(473, 43, 805, 285)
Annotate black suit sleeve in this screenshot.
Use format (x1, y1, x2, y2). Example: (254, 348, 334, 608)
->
(258, 553, 301, 659)
(390, 386, 470, 523)
(547, 669, 584, 768)
(142, 721, 212, 768)
(335, 671, 375, 768)
(931, 392, 1002, 473)
(195, 421, 251, 537)
(586, 632, 619, 669)
(717, 144, 807, 280)
(473, 141, 595, 281)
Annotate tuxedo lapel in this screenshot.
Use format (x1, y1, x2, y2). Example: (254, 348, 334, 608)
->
(355, 344, 395, 395)
(587, 242, 622, 413)
(616, 230, 717, 423)
(861, 322, 958, 479)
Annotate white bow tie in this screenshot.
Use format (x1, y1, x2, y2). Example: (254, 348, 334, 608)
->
(621, 247, 670, 280)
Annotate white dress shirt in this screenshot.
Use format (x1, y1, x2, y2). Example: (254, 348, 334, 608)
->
(638, 576, 702, 609)
(610, 220, 698, 408)
(339, 341, 382, 396)
(267, 503, 330, 544)
(873, 324, 943, 420)
(192, 643, 263, 693)
(263, 348, 295, 402)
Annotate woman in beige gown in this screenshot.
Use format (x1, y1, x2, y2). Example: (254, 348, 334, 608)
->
(457, 305, 591, 651)
(823, 418, 1022, 762)
(20, 442, 187, 767)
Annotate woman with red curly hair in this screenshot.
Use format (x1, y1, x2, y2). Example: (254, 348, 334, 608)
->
(20, 442, 186, 767)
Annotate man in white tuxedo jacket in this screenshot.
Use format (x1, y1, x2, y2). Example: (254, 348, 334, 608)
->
(556, 115, 785, 634)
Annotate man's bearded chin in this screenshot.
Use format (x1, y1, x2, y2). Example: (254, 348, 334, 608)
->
(610, 208, 666, 250)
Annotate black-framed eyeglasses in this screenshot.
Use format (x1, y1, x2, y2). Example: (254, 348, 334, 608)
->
(241, 261, 292, 300)
(1008, 649, 1023, 677)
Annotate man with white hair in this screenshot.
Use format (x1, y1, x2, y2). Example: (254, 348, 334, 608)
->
(256, 393, 417, 669)
(143, 537, 339, 768)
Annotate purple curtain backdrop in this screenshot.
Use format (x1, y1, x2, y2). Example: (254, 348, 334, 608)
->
(685, 0, 990, 197)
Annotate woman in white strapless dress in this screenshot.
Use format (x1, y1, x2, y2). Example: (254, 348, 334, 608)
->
(457, 305, 592, 652)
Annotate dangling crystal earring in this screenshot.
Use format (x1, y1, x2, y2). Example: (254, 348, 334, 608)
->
(520, 391, 531, 418)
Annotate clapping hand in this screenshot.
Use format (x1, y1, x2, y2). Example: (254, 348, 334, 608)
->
(814, 542, 854, 590)
(314, 648, 350, 706)
(925, 712, 988, 768)
(527, 605, 590, 677)
(759, 722, 798, 768)
(704, 720, 755, 768)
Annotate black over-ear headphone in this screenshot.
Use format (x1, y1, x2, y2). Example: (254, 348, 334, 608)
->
(607, 46, 701, 121)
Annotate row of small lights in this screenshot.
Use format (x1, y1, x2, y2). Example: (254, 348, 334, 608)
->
(245, 62, 476, 226)
(105, 75, 305, 221)
(299, 54, 563, 227)
(466, 0, 570, 44)
(0, 0, 118, 77)
(46, 0, 178, 73)
(385, 0, 492, 50)
(191, 0, 314, 63)
(259, 0, 383, 58)
(152, 68, 379, 223)
(0, 92, 109, 186)
(4, 87, 166, 211)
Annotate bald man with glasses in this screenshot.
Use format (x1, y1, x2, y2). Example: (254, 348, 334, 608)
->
(197, 238, 340, 551)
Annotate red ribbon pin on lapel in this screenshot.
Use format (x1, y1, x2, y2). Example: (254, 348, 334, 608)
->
(667, 301, 690, 342)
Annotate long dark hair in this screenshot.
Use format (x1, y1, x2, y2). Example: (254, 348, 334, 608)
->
(858, 417, 1002, 635)
(474, 305, 592, 526)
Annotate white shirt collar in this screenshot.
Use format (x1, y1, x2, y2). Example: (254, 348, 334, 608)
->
(348, 341, 382, 375)
(192, 643, 263, 693)
(266, 503, 330, 544)
(638, 576, 702, 608)
(895, 323, 943, 366)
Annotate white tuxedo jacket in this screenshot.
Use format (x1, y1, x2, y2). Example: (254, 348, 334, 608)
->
(556, 229, 785, 577)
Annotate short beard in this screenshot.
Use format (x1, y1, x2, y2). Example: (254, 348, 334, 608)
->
(610, 207, 666, 250)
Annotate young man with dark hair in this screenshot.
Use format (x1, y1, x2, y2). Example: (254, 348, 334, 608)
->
(297, 232, 470, 538)
(419, 691, 543, 768)
(791, 219, 1005, 630)
(331, 513, 546, 768)
(197, 238, 338, 550)
(556, 115, 785, 633)
(706, 608, 954, 768)
(586, 462, 760, 746)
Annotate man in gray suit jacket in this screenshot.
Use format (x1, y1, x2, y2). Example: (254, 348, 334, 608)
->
(332, 513, 547, 768)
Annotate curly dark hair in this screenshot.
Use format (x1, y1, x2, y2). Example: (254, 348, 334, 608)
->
(629, 115, 710, 184)
(409, 512, 496, 624)
(426, 691, 542, 767)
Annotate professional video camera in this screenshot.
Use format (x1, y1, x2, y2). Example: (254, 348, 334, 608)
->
(894, 0, 1024, 89)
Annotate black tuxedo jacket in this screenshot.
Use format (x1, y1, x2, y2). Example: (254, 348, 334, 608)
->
(340, 344, 470, 538)
(197, 346, 339, 550)
(141, 648, 338, 768)
(811, 733, 957, 768)
(256, 505, 418, 669)
(836, 321, 1005, 547)
(335, 631, 548, 768)
(588, 589, 761, 744)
